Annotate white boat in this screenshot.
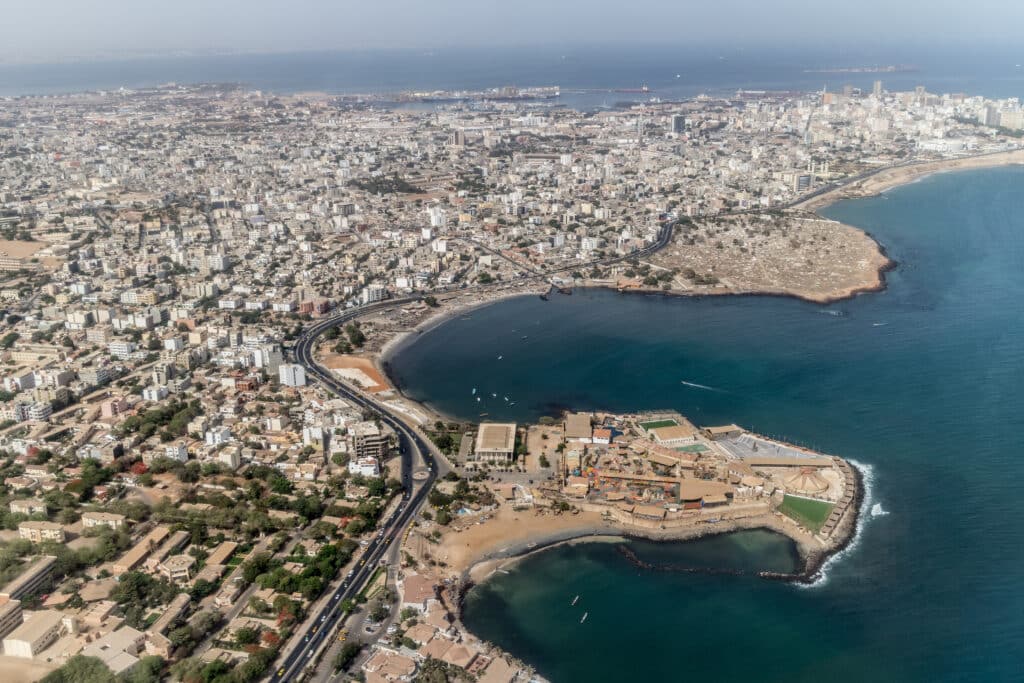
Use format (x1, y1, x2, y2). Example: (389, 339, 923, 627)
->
(497, 355, 503, 360)
(472, 387, 476, 395)
(580, 612, 588, 623)
(571, 595, 579, 606)
(476, 397, 481, 402)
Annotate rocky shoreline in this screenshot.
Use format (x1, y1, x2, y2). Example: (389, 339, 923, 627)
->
(456, 463, 863, 597)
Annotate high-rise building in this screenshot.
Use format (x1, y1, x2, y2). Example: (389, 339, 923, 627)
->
(671, 114, 686, 134)
(873, 80, 883, 98)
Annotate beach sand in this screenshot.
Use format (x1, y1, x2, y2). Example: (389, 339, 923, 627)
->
(794, 148, 1024, 211)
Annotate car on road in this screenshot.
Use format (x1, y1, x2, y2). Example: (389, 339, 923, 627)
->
(386, 624, 398, 635)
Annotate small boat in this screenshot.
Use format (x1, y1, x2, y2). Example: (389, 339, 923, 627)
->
(492, 393, 497, 398)
(571, 595, 579, 606)
(476, 397, 481, 402)
(872, 322, 889, 327)
(580, 612, 588, 624)
(497, 355, 503, 360)
(479, 412, 489, 417)
(472, 387, 477, 395)
(521, 335, 528, 340)
(509, 402, 516, 406)
(503, 396, 509, 402)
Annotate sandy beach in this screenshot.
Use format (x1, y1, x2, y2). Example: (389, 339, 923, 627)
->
(794, 148, 1024, 211)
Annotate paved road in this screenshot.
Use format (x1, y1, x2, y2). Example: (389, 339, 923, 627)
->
(269, 309, 447, 682)
(267, 223, 675, 680)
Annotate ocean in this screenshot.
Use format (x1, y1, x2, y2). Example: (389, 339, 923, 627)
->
(388, 166, 1024, 681)
(2, 45, 1023, 106)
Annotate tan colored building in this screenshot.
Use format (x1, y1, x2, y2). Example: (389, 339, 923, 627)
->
(0, 556, 57, 604)
(18, 521, 65, 544)
(2, 609, 64, 658)
(8, 499, 47, 516)
(158, 555, 196, 583)
(564, 412, 593, 442)
(81, 511, 127, 531)
(111, 525, 170, 574)
(0, 600, 23, 639)
(474, 423, 517, 462)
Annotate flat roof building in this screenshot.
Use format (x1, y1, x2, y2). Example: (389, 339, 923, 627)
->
(112, 526, 170, 575)
(81, 511, 127, 530)
(158, 555, 196, 584)
(2, 609, 64, 658)
(18, 521, 65, 544)
(474, 423, 517, 462)
(0, 600, 23, 639)
(0, 556, 56, 604)
(564, 413, 592, 441)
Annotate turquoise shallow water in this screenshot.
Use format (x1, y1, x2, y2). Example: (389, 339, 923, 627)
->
(389, 166, 1024, 682)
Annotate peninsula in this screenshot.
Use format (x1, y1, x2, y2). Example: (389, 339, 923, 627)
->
(0, 79, 1021, 682)
(417, 411, 860, 584)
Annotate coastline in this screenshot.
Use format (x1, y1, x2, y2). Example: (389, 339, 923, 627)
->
(315, 154, 1002, 680)
(792, 148, 1024, 211)
(456, 462, 864, 594)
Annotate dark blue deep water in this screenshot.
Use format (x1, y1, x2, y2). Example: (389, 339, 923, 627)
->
(390, 166, 1024, 681)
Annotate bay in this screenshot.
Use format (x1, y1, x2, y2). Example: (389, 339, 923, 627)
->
(390, 166, 1024, 681)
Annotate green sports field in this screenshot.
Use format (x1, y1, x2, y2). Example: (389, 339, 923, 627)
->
(639, 419, 678, 430)
(777, 495, 834, 532)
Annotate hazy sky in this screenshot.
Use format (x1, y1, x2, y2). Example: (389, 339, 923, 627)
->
(5, 0, 1023, 62)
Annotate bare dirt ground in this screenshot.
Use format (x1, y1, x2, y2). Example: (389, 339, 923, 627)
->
(646, 211, 891, 302)
(320, 353, 390, 393)
(0, 655, 57, 682)
(0, 240, 47, 259)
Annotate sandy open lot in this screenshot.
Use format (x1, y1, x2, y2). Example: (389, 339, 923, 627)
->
(320, 353, 390, 393)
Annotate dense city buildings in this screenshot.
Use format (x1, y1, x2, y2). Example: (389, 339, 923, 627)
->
(0, 80, 1020, 681)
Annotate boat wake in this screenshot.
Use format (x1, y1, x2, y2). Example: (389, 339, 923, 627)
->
(798, 458, 880, 589)
(680, 380, 725, 393)
(870, 503, 889, 517)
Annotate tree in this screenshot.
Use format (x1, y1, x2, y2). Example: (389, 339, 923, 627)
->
(40, 655, 112, 683)
(334, 641, 363, 671)
(236, 626, 260, 646)
(120, 655, 164, 683)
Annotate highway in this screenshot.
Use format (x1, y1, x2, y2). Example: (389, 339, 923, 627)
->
(269, 304, 444, 682)
(266, 222, 674, 680)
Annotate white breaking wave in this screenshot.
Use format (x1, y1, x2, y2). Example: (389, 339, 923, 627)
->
(798, 458, 879, 589)
(870, 503, 889, 517)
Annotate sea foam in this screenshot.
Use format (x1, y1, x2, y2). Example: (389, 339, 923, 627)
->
(798, 458, 879, 589)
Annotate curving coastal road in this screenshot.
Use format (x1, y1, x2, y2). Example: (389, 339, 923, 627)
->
(268, 221, 674, 680)
(270, 301, 444, 682)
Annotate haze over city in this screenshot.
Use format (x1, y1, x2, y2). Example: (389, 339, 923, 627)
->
(4, 0, 1024, 62)
(0, 2, 1023, 683)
